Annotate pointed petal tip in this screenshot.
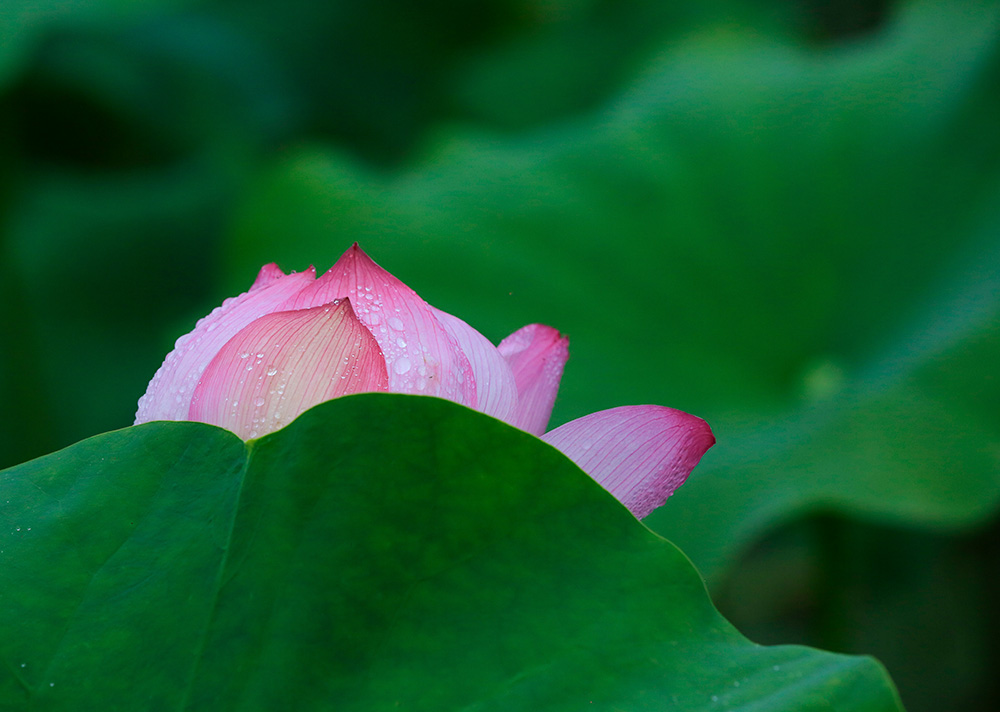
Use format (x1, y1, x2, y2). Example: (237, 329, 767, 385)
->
(188, 300, 389, 439)
(498, 323, 570, 435)
(251, 263, 287, 291)
(541, 405, 715, 520)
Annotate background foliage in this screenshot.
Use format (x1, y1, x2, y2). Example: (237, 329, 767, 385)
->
(1, 0, 998, 709)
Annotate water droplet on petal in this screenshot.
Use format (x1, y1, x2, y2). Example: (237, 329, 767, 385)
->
(396, 337, 406, 348)
(254, 397, 266, 407)
(388, 316, 404, 331)
(266, 366, 278, 376)
(393, 357, 412, 375)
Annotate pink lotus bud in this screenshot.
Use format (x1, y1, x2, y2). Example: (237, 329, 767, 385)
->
(136, 244, 713, 517)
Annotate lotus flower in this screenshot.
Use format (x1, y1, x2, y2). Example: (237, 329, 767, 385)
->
(135, 244, 713, 518)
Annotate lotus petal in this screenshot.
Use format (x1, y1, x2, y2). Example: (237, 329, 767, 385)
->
(542, 406, 715, 519)
(432, 307, 519, 424)
(135, 265, 316, 423)
(498, 324, 569, 435)
(280, 244, 476, 406)
(188, 299, 388, 439)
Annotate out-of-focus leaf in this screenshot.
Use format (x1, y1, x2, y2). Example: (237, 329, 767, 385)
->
(0, 394, 902, 710)
(0, 162, 235, 469)
(0, 5, 292, 469)
(0, 0, 190, 89)
(225, 0, 1000, 580)
(448, 0, 758, 130)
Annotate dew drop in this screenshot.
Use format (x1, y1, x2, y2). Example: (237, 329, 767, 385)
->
(254, 397, 266, 407)
(388, 316, 405, 331)
(239, 352, 250, 359)
(393, 357, 412, 375)
(266, 366, 278, 376)
(396, 337, 406, 348)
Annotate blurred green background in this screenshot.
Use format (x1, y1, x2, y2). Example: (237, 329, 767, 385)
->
(1, 0, 998, 709)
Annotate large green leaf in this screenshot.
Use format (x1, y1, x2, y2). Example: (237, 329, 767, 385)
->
(224, 0, 1000, 581)
(0, 394, 900, 710)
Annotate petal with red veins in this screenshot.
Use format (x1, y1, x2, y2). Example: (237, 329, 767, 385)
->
(280, 243, 476, 406)
(498, 324, 569, 435)
(431, 307, 518, 424)
(135, 265, 316, 424)
(541, 406, 715, 519)
(188, 299, 389, 440)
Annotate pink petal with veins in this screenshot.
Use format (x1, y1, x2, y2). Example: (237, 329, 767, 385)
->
(188, 299, 388, 440)
(279, 244, 476, 406)
(250, 263, 290, 291)
(431, 307, 518, 424)
(541, 405, 714, 519)
(498, 324, 569, 435)
(135, 264, 316, 424)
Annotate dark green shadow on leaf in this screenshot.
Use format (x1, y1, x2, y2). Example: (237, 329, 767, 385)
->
(0, 394, 901, 710)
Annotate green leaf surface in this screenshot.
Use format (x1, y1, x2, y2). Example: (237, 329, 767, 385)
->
(224, 0, 1000, 580)
(0, 395, 900, 710)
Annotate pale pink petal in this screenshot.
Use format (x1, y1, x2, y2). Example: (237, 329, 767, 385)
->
(498, 324, 569, 435)
(250, 263, 290, 291)
(541, 405, 715, 519)
(188, 299, 388, 440)
(276, 243, 476, 406)
(431, 307, 518, 424)
(135, 265, 317, 424)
